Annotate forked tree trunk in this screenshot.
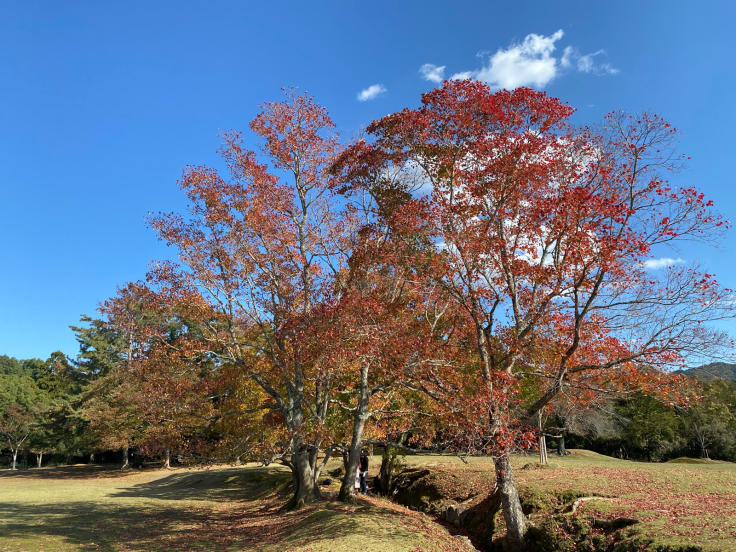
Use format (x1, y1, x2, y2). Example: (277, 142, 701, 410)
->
(494, 454, 527, 548)
(11, 448, 18, 470)
(163, 448, 171, 469)
(121, 447, 129, 470)
(36, 452, 43, 468)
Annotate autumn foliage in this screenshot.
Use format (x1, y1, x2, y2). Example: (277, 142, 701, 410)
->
(75, 82, 732, 547)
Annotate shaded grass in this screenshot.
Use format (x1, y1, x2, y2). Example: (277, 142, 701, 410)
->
(0, 464, 471, 552)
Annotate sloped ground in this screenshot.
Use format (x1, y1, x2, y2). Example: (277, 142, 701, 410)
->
(393, 450, 736, 551)
(0, 464, 473, 552)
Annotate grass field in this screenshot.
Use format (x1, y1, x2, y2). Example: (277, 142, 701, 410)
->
(0, 463, 472, 552)
(401, 450, 736, 551)
(0, 451, 734, 551)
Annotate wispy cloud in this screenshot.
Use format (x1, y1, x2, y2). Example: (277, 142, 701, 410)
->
(561, 46, 619, 75)
(643, 257, 686, 270)
(450, 71, 474, 81)
(357, 84, 387, 102)
(420, 63, 446, 83)
(428, 30, 618, 90)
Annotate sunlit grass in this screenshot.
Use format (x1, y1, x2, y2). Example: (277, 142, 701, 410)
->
(399, 449, 736, 551)
(2, 452, 734, 551)
(0, 464, 470, 552)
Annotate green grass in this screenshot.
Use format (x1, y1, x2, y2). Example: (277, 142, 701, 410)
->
(395, 449, 736, 551)
(0, 464, 471, 552)
(2, 451, 735, 551)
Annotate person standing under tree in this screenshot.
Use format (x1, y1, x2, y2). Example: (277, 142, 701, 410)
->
(359, 450, 369, 494)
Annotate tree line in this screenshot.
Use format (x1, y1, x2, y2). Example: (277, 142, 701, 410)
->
(5, 351, 735, 470)
(2, 80, 733, 549)
(556, 379, 736, 463)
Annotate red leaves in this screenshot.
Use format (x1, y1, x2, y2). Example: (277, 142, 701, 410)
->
(332, 81, 733, 457)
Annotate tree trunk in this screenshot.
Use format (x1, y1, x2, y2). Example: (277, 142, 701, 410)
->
(342, 449, 349, 472)
(494, 454, 526, 549)
(163, 448, 171, 469)
(339, 364, 371, 503)
(89, 453, 95, 464)
(121, 447, 129, 470)
(289, 447, 320, 508)
(557, 434, 566, 456)
(538, 434, 547, 465)
(339, 414, 367, 502)
(36, 452, 43, 468)
(282, 374, 326, 509)
(11, 448, 18, 470)
(378, 445, 401, 495)
(698, 435, 708, 459)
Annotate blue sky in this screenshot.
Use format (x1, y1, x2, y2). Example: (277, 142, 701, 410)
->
(1, 1, 735, 360)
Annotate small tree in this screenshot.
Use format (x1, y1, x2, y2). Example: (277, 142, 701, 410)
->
(0, 404, 35, 469)
(0, 371, 41, 469)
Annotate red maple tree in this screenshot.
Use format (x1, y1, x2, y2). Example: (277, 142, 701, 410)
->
(334, 80, 732, 545)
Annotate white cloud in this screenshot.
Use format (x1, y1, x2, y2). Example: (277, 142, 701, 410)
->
(561, 46, 619, 75)
(475, 30, 564, 89)
(357, 84, 387, 102)
(450, 71, 474, 81)
(420, 63, 446, 83)
(439, 30, 618, 90)
(643, 257, 686, 270)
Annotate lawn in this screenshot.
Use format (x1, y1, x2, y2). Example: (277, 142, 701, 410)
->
(1, 451, 734, 551)
(401, 450, 736, 551)
(0, 463, 471, 552)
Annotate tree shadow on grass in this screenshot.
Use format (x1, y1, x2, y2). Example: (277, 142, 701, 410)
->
(110, 466, 292, 502)
(0, 496, 423, 552)
(0, 467, 440, 552)
(0, 500, 213, 552)
(0, 465, 132, 480)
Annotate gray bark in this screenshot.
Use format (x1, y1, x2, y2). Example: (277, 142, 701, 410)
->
(339, 364, 371, 502)
(339, 414, 367, 501)
(494, 454, 526, 548)
(10, 448, 18, 470)
(36, 452, 42, 468)
(290, 448, 319, 507)
(121, 447, 129, 469)
(163, 448, 171, 469)
(539, 434, 547, 465)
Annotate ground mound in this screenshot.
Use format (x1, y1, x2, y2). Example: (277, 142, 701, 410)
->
(666, 457, 716, 464)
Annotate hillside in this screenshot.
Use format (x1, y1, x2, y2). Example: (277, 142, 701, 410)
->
(678, 362, 736, 381)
